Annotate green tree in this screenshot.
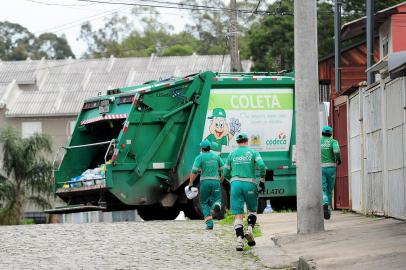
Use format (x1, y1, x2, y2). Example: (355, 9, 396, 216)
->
(342, 0, 406, 22)
(0, 21, 36, 60)
(0, 21, 75, 60)
(183, 0, 258, 56)
(35, 33, 75, 59)
(80, 9, 200, 58)
(248, 0, 335, 71)
(0, 127, 53, 225)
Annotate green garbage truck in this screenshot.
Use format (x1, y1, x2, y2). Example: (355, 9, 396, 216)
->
(51, 71, 296, 220)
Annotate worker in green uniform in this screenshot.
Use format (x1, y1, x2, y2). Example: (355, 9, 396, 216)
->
(188, 139, 224, 230)
(223, 132, 266, 251)
(321, 126, 341, 220)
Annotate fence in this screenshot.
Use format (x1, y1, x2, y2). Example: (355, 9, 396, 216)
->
(348, 76, 406, 219)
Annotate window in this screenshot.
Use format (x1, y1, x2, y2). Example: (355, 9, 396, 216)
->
(21, 122, 42, 139)
(319, 81, 331, 102)
(382, 36, 389, 57)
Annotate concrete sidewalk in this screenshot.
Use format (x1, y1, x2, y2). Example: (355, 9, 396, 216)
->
(253, 212, 406, 269)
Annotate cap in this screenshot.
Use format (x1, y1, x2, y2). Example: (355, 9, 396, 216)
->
(200, 139, 211, 148)
(322, 125, 333, 134)
(208, 108, 226, 119)
(236, 132, 249, 141)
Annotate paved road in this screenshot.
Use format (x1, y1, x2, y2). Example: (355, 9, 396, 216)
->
(0, 220, 267, 270)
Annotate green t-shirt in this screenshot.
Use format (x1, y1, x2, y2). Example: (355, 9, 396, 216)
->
(223, 146, 266, 181)
(191, 151, 224, 180)
(321, 136, 341, 164)
(206, 134, 229, 152)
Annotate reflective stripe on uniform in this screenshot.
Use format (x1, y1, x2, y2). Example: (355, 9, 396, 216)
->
(200, 176, 220, 181)
(321, 163, 336, 167)
(230, 177, 256, 183)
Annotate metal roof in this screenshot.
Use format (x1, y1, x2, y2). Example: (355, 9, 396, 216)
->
(2, 55, 251, 117)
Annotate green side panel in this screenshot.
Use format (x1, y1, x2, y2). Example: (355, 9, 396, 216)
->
(176, 72, 216, 182)
(260, 175, 296, 197)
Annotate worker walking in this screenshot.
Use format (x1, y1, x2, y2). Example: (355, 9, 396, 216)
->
(320, 126, 341, 220)
(188, 140, 224, 230)
(223, 132, 266, 251)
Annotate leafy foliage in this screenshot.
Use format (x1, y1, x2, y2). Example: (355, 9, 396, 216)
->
(79, 2, 258, 58)
(0, 21, 75, 60)
(0, 127, 53, 225)
(247, 0, 405, 71)
(342, 0, 406, 22)
(80, 9, 200, 58)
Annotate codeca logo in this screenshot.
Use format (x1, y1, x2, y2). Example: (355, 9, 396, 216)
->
(266, 132, 288, 145)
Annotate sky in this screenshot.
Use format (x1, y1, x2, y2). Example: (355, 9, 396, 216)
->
(0, 0, 192, 57)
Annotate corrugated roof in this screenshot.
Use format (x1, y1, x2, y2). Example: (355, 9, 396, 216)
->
(0, 83, 9, 97)
(0, 61, 40, 83)
(3, 55, 251, 117)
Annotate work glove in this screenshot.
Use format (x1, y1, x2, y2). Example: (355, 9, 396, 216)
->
(229, 118, 241, 136)
(259, 180, 265, 194)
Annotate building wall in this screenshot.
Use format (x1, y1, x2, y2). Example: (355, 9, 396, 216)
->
(391, 5, 406, 52)
(0, 113, 76, 212)
(2, 115, 76, 152)
(318, 40, 380, 94)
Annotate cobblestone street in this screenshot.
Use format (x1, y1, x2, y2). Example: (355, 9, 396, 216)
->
(0, 220, 267, 270)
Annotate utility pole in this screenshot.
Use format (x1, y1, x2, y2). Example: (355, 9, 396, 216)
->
(294, 0, 325, 234)
(229, 0, 242, 72)
(366, 0, 375, 84)
(334, 0, 342, 93)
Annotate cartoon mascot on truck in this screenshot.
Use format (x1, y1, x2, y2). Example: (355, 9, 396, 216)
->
(206, 108, 241, 153)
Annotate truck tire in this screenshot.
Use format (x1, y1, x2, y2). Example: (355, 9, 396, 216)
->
(183, 184, 229, 220)
(137, 207, 180, 221)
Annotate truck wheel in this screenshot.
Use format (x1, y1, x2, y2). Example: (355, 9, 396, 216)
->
(138, 207, 180, 221)
(183, 199, 203, 220)
(216, 185, 229, 220)
(183, 184, 229, 220)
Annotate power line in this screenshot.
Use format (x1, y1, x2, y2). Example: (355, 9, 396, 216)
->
(24, 0, 95, 8)
(76, 0, 280, 15)
(77, 0, 232, 12)
(33, 6, 129, 34)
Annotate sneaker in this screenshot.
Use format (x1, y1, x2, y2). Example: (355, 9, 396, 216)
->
(206, 219, 214, 230)
(323, 204, 331, 220)
(236, 236, 244, 251)
(244, 226, 256, 247)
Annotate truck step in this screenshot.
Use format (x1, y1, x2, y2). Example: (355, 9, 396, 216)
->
(44, 204, 107, 214)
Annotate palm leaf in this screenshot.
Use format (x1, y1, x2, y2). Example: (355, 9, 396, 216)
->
(0, 127, 54, 225)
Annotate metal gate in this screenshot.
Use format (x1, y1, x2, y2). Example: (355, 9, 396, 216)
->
(333, 97, 350, 209)
(349, 92, 363, 212)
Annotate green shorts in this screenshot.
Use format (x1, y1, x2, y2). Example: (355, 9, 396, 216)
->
(230, 180, 258, 215)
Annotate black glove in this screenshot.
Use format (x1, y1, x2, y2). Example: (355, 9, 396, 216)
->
(336, 160, 342, 166)
(259, 181, 265, 194)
